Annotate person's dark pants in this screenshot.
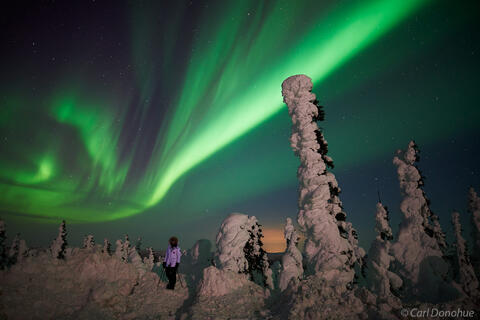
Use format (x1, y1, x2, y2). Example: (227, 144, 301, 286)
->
(165, 266, 177, 289)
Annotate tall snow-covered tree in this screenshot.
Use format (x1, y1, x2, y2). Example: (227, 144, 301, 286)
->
(391, 141, 449, 298)
(451, 211, 479, 297)
(143, 247, 155, 271)
(102, 238, 111, 255)
(282, 74, 364, 286)
(0, 220, 7, 269)
(115, 239, 126, 262)
(8, 234, 20, 265)
(468, 187, 480, 275)
(135, 237, 142, 251)
(279, 218, 303, 291)
(243, 220, 273, 288)
(83, 235, 95, 249)
(50, 220, 67, 259)
(17, 239, 28, 262)
(123, 234, 131, 258)
(366, 203, 402, 301)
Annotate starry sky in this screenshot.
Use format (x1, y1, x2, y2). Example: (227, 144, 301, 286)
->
(1, 0, 479, 252)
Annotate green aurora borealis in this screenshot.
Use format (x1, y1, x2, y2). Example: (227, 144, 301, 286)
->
(1, 0, 430, 222)
(1, 0, 480, 250)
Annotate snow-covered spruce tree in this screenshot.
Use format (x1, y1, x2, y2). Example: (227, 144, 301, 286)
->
(115, 239, 126, 262)
(451, 211, 479, 297)
(143, 247, 155, 271)
(215, 213, 273, 288)
(50, 220, 67, 259)
(17, 239, 28, 262)
(279, 218, 303, 291)
(83, 235, 95, 249)
(243, 221, 273, 288)
(8, 234, 20, 265)
(284, 217, 295, 248)
(128, 240, 145, 271)
(135, 237, 142, 251)
(0, 220, 7, 269)
(468, 187, 480, 275)
(123, 234, 131, 258)
(366, 203, 402, 304)
(391, 141, 451, 300)
(102, 238, 111, 255)
(281, 74, 364, 285)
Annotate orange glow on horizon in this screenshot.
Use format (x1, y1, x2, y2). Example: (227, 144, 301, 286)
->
(262, 228, 286, 253)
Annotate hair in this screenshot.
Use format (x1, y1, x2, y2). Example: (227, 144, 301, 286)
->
(169, 236, 178, 247)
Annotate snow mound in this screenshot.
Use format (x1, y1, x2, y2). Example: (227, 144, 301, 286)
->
(275, 274, 366, 320)
(197, 266, 251, 297)
(192, 266, 269, 319)
(0, 248, 188, 320)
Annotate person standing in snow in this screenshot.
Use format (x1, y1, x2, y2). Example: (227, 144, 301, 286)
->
(163, 236, 181, 290)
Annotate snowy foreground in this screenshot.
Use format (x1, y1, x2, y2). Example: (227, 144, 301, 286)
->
(0, 217, 478, 320)
(1, 74, 480, 319)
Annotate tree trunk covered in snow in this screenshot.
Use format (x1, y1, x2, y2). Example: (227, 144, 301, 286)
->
(451, 211, 479, 297)
(281, 74, 363, 285)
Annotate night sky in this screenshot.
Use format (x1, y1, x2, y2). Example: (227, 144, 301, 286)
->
(1, 0, 479, 252)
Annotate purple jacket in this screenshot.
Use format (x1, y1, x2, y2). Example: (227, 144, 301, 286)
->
(164, 244, 181, 267)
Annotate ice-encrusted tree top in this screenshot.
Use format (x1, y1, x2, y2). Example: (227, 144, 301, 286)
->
(282, 74, 363, 284)
(451, 211, 479, 297)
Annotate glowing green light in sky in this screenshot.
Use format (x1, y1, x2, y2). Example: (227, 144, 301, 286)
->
(143, 0, 429, 206)
(0, 0, 430, 222)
